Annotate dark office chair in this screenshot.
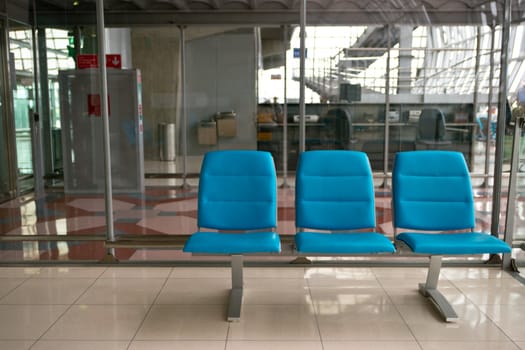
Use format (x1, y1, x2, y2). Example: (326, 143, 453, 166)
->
(323, 108, 357, 150)
(416, 108, 451, 149)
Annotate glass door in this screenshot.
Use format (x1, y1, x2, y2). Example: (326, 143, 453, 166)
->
(0, 101, 11, 201)
(9, 21, 36, 194)
(0, 19, 16, 202)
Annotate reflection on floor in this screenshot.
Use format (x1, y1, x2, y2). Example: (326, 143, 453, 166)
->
(0, 266, 523, 349)
(0, 180, 524, 263)
(1, 140, 525, 262)
(1, 146, 525, 349)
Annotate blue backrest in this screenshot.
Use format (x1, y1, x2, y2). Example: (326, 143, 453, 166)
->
(198, 150, 277, 231)
(392, 150, 475, 231)
(296, 150, 376, 230)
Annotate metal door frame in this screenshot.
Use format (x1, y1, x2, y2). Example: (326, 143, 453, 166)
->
(0, 15, 18, 202)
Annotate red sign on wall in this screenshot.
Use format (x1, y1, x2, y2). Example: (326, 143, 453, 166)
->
(87, 94, 110, 117)
(77, 54, 122, 69)
(106, 54, 122, 69)
(77, 54, 98, 69)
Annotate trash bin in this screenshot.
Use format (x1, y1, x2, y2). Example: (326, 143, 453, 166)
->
(159, 122, 176, 161)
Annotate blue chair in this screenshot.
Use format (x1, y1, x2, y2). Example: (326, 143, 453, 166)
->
(295, 150, 395, 255)
(392, 150, 511, 322)
(183, 150, 281, 321)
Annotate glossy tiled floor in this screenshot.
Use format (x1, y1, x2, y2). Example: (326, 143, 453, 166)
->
(1, 148, 525, 348)
(1, 141, 525, 262)
(0, 266, 523, 350)
(1, 184, 524, 262)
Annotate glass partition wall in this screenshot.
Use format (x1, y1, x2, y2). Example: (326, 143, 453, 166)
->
(260, 25, 506, 174)
(256, 20, 525, 266)
(0, 0, 523, 264)
(506, 17, 525, 267)
(0, 18, 15, 204)
(9, 22, 36, 194)
(0, 6, 115, 261)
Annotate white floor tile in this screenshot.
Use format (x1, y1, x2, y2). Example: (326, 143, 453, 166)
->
(452, 277, 524, 289)
(0, 305, 68, 340)
(135, 305, 229, 340)
(169, 267, 230, 279)
(398, 303, 510, 341)
(459, 286, 525, 305)
(129, 340, 226, 350)
(0, 267, 40, 278)
(477, 304, 525, 341)
(0, 340, 34, 350)
(35, 267, 106, 279)
(243, 278, 311, 305)
(244, 288, 312, 305)
(228, 305, 319, 341)
(383, 286, 429, 305)
(305, 267, 376, 281)
(306, 276, 381, 288)
(442, 268, 512, 280)
(76, 278, 165, 305)
(384, 284, 468, 306)
(226, 340, 323, 350)
(0, 265, 520, 346)
(309, 287, 391, 305)
(372, 267, 428, 279)
(42, 305, 149, 340)
(315, 304, 414, 341)
(155, 278, 229, 305)
(30, 340, 129, 350)
(322, 341, 421, 350)
(315, 302, 400, 319)
(0, 278, 26, 299)
(418, 341, 520, 350)
(378, 277, 455, 289)
(320, 319, 415, 341)
(244, 277, 308, 289)
(1, 278, 94, 305)
(101, 267, 172, 279)
(244, 267, 306, 279)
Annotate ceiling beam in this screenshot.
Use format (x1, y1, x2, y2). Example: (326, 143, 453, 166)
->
(33, 8, 518, 27)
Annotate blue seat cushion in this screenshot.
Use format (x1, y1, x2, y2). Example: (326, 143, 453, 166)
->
(295, 232, 395, 254)
(397, 232, 511, 255)
(183, 231, 281, 254)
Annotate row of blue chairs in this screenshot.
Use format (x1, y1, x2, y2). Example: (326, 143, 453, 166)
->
(183, 149, 511, 322)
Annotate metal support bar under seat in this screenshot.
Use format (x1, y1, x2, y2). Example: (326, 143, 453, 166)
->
(419, 255, 458, 322)
(228, 255, 244, 322)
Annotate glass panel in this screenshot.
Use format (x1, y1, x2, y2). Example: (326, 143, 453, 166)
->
(0, 19, 14, 202)
(131, 27, 185, 183)
(0, 100, 10, 201)
(257, 26, 390, 173)
(255, 24, 494, 175)
(1, 7, 111, 262)
(3, 1, 521, 263)
(9, 22, 35, 193)
(509, 18, 525, 265)
(45, 28, 76, 176)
